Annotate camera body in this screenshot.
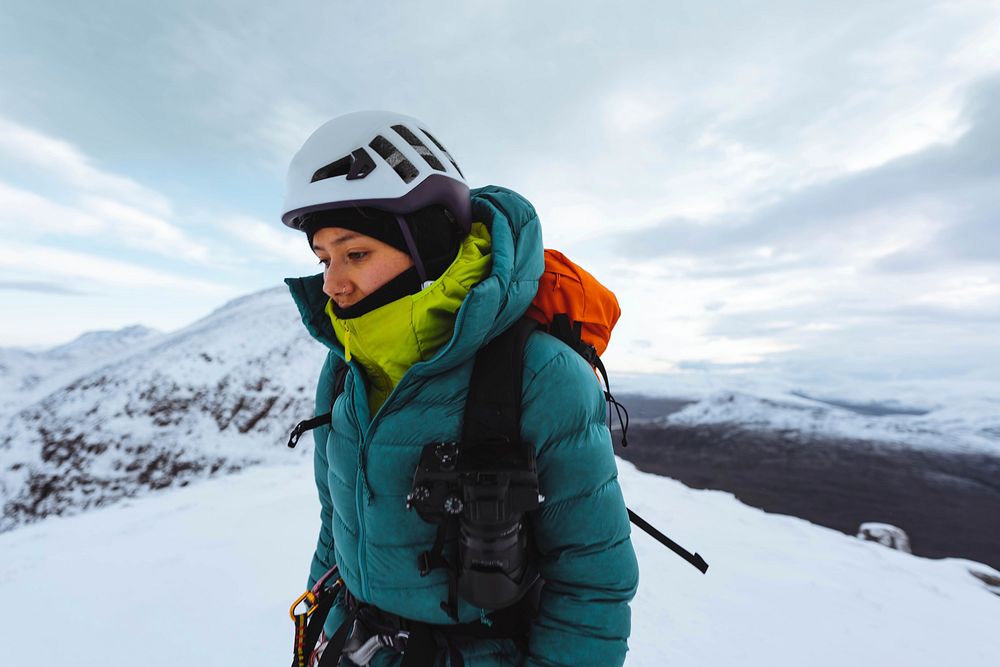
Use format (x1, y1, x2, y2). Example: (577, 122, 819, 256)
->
(407, 439, 542, 610)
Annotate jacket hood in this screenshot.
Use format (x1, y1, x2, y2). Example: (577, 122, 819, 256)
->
(285, 185, 544, 375)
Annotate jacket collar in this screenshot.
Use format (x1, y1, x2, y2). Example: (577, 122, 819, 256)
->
(285, 185, 545, 373)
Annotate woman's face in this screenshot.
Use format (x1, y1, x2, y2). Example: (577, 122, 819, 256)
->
(312, 226, 414, 309)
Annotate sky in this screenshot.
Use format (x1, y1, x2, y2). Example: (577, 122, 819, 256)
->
(1, 0, 999, 382)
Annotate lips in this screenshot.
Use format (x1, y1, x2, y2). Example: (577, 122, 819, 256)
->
(333, 294, 358, 308)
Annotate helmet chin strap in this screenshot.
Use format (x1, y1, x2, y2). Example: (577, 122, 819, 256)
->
(395, 214, 428, 285)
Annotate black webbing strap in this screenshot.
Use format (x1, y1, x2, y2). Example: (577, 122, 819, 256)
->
(287, 363, 350, 449)
(287, 413, 332, 449)
(400, 623, 443, 667)
(627, 508, 709, 574)
(461, 318, 538, 447)
(315, 607, 356, 667)
(419, 517, 460, 621)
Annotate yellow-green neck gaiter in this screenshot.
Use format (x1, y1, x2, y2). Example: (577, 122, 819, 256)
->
(326, 222, 492, 416)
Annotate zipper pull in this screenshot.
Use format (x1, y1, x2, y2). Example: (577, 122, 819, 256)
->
(343, 324, 352, 362)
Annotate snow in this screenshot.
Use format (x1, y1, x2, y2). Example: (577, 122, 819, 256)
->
(2, 284, 999, 664)
(0, 324, 162, 418)
(0, 458, 996, 666)
(0, 286, 327, 529)
(613, 371, 1000, 454)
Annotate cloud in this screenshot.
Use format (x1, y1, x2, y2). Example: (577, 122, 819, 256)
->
(0, 116, 171, 216)
(82, 196, 213, 263)
(3, 1, 1000, 376)
(0, 240, 235, 294)
(215, 214, 311, 264)
(0, 181, 107, 235)
(0, 280, 88, 295)
(0, 116, 229, 268)
(614, 75, 1000, 273)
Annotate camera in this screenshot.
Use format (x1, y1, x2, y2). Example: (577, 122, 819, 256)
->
(407, 439, 543, 610)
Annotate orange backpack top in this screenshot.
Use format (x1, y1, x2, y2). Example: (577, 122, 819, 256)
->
(524, 248, 629, 448)
(525, 249, 621, 359)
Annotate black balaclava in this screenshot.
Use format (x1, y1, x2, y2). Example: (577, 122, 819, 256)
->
(300, 205, 466, 319)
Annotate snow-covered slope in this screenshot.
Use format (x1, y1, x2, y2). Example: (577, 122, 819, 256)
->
(0, 286, 327, 530)
(0, 459, 995, 666)
(0, 324, 162, 418)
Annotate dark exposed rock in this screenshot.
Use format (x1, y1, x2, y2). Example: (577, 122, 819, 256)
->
(968, 567, 1000, 596)
(615, 419, 1000, 569)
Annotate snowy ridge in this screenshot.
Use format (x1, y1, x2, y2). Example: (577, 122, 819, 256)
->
(0, 285, 327, 530)
(661, 391, 1000, 453)
(0, 324, 162, 418)
(0, 459, 996, 666)
(3, 283, 999, 532)
(615, 372, 1000, 454)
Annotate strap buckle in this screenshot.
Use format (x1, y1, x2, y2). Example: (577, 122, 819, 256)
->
(344, 626, 411, 666)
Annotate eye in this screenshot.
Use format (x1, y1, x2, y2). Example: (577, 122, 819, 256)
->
(317, 258, 330, 269)
(347, 251, 369, 262)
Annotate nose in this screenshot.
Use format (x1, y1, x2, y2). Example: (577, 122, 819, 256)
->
(322, 264, 350, 301)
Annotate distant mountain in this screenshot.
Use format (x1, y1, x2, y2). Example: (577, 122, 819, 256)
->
(612, 378, 1000, 455)
(47, 324, 162, 358)
(4, 284, 999, 536)
(0, 286, 327, 531)
(0, 325, 162, 418)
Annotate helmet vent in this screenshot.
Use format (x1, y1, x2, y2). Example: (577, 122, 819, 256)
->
(391, 124, 445, 172)
(369, 135, 419, 184)
(311, 155, 350, 183)
(419, 128, 464, 178)
(311, 148, 376, 183)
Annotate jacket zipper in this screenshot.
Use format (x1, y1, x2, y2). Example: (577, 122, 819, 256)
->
(354, 371, 417, 602)
(342, 323, 352, 362)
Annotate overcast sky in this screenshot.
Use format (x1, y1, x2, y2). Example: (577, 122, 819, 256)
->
(1, 1, 998, 383)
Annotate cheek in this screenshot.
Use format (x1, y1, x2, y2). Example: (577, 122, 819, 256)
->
(355, 265, 393, 294)
(361, 256, 411, 293)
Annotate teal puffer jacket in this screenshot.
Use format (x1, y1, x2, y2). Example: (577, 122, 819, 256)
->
(285, 186, 639, 667)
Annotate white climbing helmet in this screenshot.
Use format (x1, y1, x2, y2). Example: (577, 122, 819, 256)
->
(281, 110, 471, 232)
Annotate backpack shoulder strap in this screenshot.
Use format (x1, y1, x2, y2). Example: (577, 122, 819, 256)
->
(462, 318, 538, 446)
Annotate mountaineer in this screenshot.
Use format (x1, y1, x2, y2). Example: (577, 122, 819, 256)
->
(283, 110, 638, 667)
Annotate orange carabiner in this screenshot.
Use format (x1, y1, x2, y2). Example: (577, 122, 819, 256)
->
(288, 590, 318, 621)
